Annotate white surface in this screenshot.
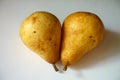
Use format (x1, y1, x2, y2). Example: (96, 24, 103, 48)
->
(0, 0, 120, 80)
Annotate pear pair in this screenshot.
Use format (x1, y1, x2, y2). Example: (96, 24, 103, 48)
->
(20, 11, 104, 71)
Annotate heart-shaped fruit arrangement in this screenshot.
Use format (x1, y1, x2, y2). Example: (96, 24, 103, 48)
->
(20, 11, 104, 71)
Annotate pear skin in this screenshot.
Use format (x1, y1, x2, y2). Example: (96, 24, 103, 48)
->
(61, 12, 105, 71)
(20, 11, 61, 71)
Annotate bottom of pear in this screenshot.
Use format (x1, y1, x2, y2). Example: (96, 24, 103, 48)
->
(52, 64, 59, 72)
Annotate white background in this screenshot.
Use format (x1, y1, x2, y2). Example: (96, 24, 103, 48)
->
(0, 0, 120, 80)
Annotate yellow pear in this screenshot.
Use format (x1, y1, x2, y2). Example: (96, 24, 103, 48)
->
(61, 12, 105, 71)
(20, 11, 61, 71)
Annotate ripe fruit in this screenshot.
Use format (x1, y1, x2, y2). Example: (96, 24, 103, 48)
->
(20, 11, 61, 71)
(61, 12, 105, 71)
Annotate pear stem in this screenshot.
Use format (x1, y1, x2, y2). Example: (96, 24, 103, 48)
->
(63, 64, 68, 71)
(52, 64, 59, 72)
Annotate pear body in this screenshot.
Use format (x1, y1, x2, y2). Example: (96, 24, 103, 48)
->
(20, 11, 61, 64)
(61, 12, 104, 66)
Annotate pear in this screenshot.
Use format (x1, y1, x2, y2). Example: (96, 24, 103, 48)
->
(61, 12, 105, 71)
(20, 11, 61, 71)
